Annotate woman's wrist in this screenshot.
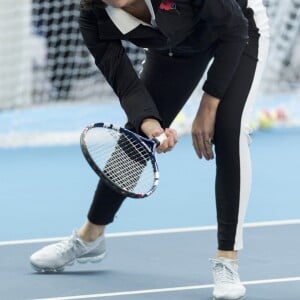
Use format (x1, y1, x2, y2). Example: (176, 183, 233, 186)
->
(140, 118, 163, 138)
(201, 92, 220, 110)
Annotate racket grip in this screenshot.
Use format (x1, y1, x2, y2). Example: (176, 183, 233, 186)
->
(153, 133, 167, 146)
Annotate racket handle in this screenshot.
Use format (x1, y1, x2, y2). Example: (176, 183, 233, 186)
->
(153, 133, 167, 146)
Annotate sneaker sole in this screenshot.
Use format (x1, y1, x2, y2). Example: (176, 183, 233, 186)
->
(30, 252, 106, 273)
(30, 262, 66, 273)
(77, 252, 106, 264)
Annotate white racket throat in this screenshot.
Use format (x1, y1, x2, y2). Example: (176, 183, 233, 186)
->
(154, 133, 167, 146)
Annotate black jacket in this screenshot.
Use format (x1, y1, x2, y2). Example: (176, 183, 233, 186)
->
(79, 0, 249, 132)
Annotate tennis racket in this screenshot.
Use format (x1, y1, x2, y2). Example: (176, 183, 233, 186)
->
(80, 122, 167, 198)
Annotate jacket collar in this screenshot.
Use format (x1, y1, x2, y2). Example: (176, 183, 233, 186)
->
(105, 0, 157, 35)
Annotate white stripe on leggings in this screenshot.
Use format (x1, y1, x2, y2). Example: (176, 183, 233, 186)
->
(234, 0, 270, 250)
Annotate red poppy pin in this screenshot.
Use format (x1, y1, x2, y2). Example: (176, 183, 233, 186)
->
(159, 0, 175, 11)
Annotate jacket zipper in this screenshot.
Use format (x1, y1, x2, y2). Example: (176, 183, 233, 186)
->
(163, 3, 181, 57)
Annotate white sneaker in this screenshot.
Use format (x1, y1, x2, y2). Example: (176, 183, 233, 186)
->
(210, 257, 246, 300)
(30, 230, 106, 272)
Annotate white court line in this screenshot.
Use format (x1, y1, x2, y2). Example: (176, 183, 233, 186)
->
(32, 277, 300, 300)
(1, 219, 300, 246)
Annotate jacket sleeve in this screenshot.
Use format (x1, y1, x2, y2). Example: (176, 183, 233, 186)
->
(79, 9, 162, 132)
(199, 0, 249, 99)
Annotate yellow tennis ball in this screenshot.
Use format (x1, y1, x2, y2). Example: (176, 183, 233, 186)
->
(249, 120, 257, 131)
(175, 111, 186, 123)
(258, 111, 273, 129)
(269, 110, 278, 122)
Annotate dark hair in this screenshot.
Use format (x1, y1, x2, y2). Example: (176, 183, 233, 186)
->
(80, 0, 106, 10)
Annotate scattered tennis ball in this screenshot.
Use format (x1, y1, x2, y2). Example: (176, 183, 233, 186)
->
(258, 110, 274, 129)
(175, 111, 186, 123)
(276, 107, 288, 121)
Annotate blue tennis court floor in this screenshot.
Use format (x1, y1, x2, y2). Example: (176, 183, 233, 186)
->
(1, 116, 300, 299)
(1, 222, 300, 300)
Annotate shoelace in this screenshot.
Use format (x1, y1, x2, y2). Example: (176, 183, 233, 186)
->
(211, 259, 240, 284)
(55, 233, 84, 257)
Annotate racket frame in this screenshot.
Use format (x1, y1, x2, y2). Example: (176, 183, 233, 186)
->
(80, 122, 160, 198)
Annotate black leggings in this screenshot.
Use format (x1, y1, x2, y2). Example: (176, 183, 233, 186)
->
(87, 48, 215, 224)
(87, 5, 269, 251)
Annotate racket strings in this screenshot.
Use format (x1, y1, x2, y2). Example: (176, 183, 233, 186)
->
(85, 128, 155, 193)
(88, 135, 148, 171)
(103, 134, 152, 191)
(104, 150, 146, 191)
(88, 142, 147, 168)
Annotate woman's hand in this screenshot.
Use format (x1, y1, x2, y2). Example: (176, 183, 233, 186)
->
(192, 93, 220, 160)
(141, 118, 178, 154)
